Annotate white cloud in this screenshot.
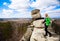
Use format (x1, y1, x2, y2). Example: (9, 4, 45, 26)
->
(49, 13, 60, 18)
(3, 2, 8, 6)
(45, 9, 60, 18)
(0, 0, 60, 18)
(9, 0, 30, 9)
(30, 0, 59, 13)
(6, 0, 31, 18)
(30, 0, 60, 18)
(3, 2, 10, 6)
(30, 0, 59, 8)
(41, 9, 60, 17)
(13, 12, 31, 18)
(0, 9, 31, 18)
(1, 9, 13, 18)
(11, 9, 31, 18)
(44, 6, 56, 11)
(45, 9, 60, 13)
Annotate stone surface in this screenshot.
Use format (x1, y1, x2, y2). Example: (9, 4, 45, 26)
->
(20, 27, 33, 41)
(30, 28, 59, 41)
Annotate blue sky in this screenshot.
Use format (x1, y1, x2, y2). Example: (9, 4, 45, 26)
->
(0, 0, 60, 18)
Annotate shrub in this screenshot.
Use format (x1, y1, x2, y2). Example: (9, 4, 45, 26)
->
(0, 22, 13, 41)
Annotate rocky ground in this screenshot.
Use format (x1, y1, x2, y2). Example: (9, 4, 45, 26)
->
(20, 26, 34, 41)
(30, 27, 59, 41)
(19, 25, 59, 41)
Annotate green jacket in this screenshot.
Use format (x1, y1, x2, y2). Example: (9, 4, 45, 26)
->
(45, 17, 51, 26)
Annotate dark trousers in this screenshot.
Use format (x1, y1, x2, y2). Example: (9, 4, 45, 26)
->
(45, 24, 52, 36)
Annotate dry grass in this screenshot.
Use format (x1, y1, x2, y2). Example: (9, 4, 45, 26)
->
(0, 21, 31, 41)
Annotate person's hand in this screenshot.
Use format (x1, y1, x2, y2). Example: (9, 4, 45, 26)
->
(42, 21, 45, 23)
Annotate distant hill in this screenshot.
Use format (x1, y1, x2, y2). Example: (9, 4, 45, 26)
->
(0, 18, 32, 23)
(0, 19, 4, 21)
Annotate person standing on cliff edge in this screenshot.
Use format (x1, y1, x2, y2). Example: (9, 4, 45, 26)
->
(43, 13, 52, 37)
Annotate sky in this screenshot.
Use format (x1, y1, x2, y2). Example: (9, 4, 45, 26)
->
(0, 0, 60, 18)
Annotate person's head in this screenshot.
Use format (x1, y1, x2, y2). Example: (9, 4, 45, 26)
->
(45, 13, 48, 17)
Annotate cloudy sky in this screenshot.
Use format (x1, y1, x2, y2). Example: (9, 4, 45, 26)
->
(0, 0, 60, 18)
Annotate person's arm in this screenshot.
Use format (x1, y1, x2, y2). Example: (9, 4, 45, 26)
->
(42, 19, 46, 23)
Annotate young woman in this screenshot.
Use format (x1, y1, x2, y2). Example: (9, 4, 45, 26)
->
(43, 13, 52, 37)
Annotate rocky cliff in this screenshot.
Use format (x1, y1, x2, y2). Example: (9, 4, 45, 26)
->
(0, 20, 31, 41)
